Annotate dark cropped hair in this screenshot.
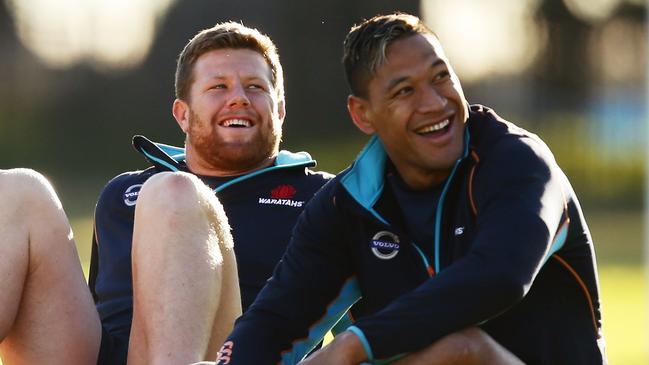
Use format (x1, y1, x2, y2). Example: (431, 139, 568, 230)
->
(343, 13, 437, 97)
(175, 21, 284, 102)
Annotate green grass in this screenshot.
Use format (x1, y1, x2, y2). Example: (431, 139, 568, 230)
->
(599, 265, 648, 365)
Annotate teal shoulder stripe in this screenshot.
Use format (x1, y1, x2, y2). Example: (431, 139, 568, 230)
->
(545, 221, 569, 261)
(280, 278, 361, 364)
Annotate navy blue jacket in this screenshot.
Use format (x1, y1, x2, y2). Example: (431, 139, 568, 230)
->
(88, 136, 332, 347)
(220, 105, 606, 365)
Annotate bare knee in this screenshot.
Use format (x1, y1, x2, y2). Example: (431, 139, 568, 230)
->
(400, 328, 488, 365)
(137, 172, 225, 219)
(0, 169, 60, 211)
(438, 328, 484, 363)
(137, 171, 203, 209)
(0, 169, 70, 247)
(432, 328, 520, 365)
(133, 172, 233, 252)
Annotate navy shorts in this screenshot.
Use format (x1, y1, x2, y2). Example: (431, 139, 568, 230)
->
(97, 326, 129, 365)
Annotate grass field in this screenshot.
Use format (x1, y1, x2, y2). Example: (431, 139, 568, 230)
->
(599, 265, 648, 365)
(2, 209, 647, 364)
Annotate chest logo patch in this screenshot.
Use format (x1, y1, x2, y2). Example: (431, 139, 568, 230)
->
(258, 184, 304, 208)
(123, 184, 143, 206)
(271, 184, 296, 199)
(370, 231, 400, 260)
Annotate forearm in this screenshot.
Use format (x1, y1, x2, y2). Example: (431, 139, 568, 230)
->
(351, 252, 529, 359)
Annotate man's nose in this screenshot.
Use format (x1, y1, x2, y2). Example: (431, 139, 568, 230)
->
(418, 85, 447, 114)
(228, 83, 250, 107)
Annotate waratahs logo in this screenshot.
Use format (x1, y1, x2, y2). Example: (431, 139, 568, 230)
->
(370, 231, 400, 260)
(258, 184, 304, 208)
(271, 184, 296, 199)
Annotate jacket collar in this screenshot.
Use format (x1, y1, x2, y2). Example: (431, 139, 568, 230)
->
(132, 134, 316, 177)
(341, 126, 472, 222)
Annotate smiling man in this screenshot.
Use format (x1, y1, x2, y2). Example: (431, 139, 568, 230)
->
(218, 13, 606, 365)
(88, 22, 331, 365)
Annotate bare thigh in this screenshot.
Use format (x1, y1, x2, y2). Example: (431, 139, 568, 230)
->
(0, 169, 101, 365)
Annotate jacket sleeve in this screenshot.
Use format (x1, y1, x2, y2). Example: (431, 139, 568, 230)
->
(351, 136, 569, 360)
(217, 183, 361, 365)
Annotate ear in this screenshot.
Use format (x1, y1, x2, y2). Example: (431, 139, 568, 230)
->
(277, 99, 286, 125)
(172, 99, 190, 133)
(347, 95, 375, 135)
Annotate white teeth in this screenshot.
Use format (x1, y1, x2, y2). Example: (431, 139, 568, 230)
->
(221, 119, 251, 127)
(416, 119, 450, 134)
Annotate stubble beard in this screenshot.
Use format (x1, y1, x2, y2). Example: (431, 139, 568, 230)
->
(186, 110, 282, 174)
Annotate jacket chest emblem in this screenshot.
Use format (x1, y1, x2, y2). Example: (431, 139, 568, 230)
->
(370, 231, 400, 260)
(258, 184, 304, 208)
(123, 184, 143, 206)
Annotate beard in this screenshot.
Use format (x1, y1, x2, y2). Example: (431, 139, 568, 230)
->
(186, 110, 282, 174)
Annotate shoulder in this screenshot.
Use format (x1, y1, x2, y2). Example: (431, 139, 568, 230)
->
(301, 171, 350, 214)
(305, 168, 335, 181)
(466, 107, 568, 208)
(469, 105, 557, 174)
(303, 168, 335, 187)
(272, 167, 335, 196)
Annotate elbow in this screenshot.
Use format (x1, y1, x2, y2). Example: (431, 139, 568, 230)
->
(486, 270, 530, 306)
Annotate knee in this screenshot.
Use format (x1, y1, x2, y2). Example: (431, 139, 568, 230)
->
(425, 327, 487, 364)
(0, 168, 61, 213)
(138, 171, 201, 204)
(447, 327, 495, 363)
(135, 172, 231, 247)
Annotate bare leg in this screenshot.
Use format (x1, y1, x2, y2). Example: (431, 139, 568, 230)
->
(0, 168, 101, 365)
(391, 327, 524, 365)
(127, 172, 241, 365)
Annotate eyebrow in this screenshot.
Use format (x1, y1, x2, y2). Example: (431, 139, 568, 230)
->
(205, 74, 269, 83)
(385, 59, 446, 91)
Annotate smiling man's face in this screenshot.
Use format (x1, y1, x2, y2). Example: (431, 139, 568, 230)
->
(174, 48, 284, 176)
(349, 33, 468, 189)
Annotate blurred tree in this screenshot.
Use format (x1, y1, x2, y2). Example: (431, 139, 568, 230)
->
(533, 0, 594, 110)
(0, 0, 645, 210)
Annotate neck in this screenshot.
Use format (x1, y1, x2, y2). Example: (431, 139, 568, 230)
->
(185, 149, 276, 177)
(393, 165, 450, 191)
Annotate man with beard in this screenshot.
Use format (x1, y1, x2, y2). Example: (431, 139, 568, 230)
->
(88, 22, 331, 365)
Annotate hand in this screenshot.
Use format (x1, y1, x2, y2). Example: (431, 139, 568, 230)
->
(299, 331, 367, 365)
